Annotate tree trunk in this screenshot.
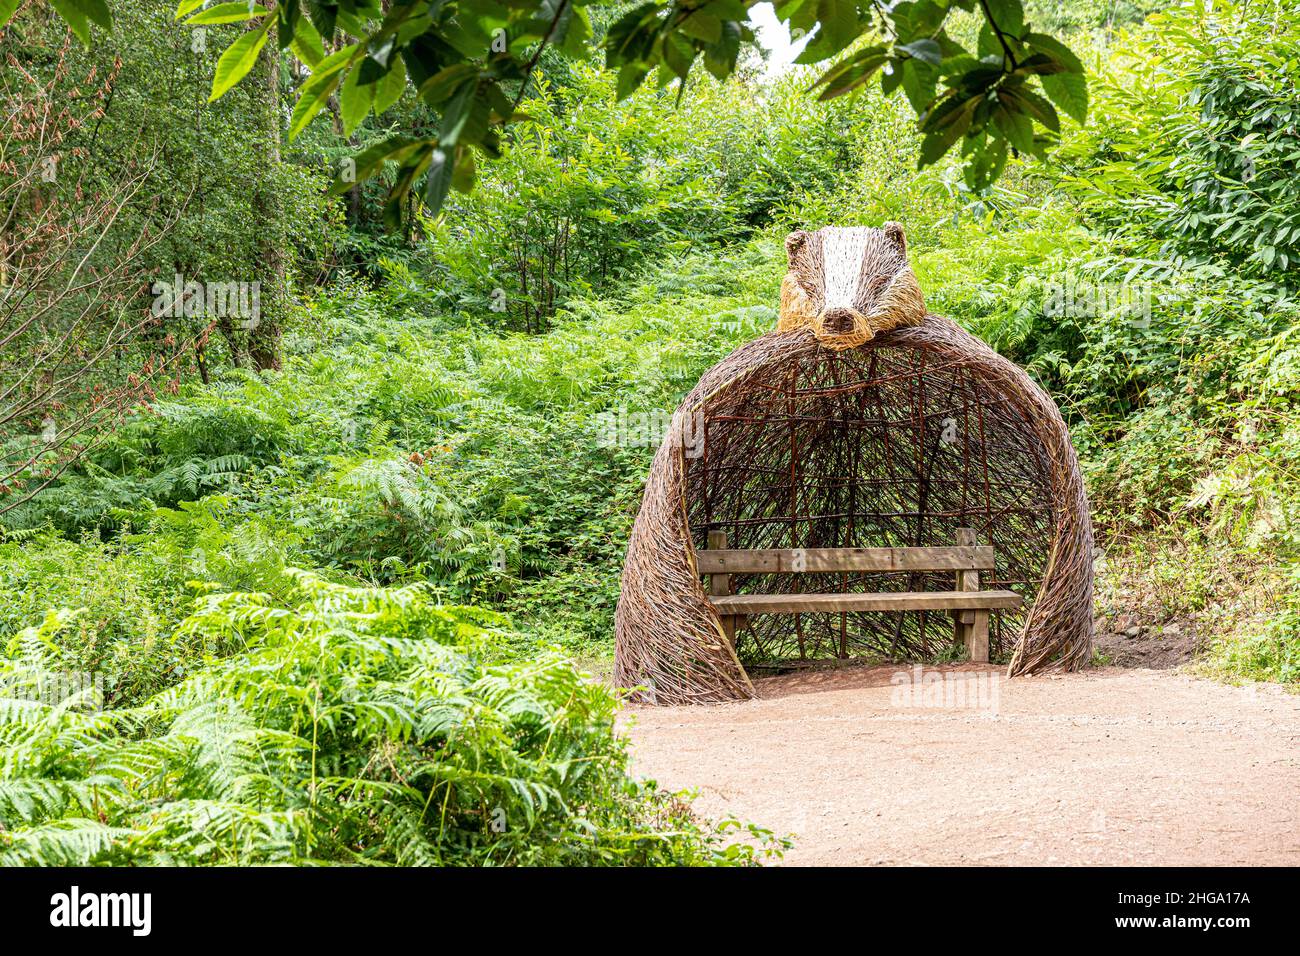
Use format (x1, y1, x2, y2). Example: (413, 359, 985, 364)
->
(248, 34, 285, 371)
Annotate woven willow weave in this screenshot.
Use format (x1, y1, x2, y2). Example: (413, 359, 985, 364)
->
(614, 225, 1094, 704)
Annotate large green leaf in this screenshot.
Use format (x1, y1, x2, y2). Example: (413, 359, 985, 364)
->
(964, 136, 1008, 189)
(187, 3, 269, 26)
(48, 0, 90, 44)
(290, 9, 326, 67)
(678, 12, 722, 44)
(289, 70, 342, 141)
(919, 95, 977, 166)
(1042, 71, 1088, 125)
(703, 21, 742, 81)
(992, 102, 1034, 153)
(305, 0, 338, 40)
(813, 44, 888, 101)
(1002, 85, 1060, 133)
(209, 18, 274, 102)
(65, 0, 110, 29)
(329, 134, 426, 195)
(419, 64, 478, 107)
(556, 5, 593, 57)
(373, 58, 408, 115)
(898, 39, 942, 66)
(900, 58, 939, 114)
(982, 0, 1025, 38)
(339, 66, 377, 137)
(814, 0, 860, 54)
(450, 145, 476, 193)
(1024, 31, 1084, 73)
(422, 148, 454, 216)
(286, 44, 358, 140)
(439, 83, 490, 149)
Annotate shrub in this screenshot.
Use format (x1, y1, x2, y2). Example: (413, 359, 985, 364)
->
(0, 530, 196, 706)
(0, 573, 786, 866)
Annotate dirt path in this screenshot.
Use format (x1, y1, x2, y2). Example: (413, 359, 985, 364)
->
(621, 665, 1300, 865)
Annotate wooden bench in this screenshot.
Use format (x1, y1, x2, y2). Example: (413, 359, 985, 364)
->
(698, 528, 1023, 663)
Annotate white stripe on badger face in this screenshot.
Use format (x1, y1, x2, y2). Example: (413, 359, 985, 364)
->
(820, 227, 872, 310)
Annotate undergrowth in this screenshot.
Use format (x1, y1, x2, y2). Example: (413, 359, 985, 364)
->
(0, 573, 788, 865)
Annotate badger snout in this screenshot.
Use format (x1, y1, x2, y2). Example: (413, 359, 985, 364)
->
(813, 307, 875, 349)
(819, 307, 864, 335)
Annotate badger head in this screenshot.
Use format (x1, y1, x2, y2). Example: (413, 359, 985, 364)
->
(777, 222, 926, 349)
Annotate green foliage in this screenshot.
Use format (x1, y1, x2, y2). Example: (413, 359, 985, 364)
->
(0, 530, 196, 706)
(1059, 0, 1300, 279)
(1024, 0, 1160, 33)
(1, 0, 342, 399)
(72, 0, 1090, 216)
(0, 574, 787, 865)
(4, 231, 783, 665)
(1209, 586, 1300, 685)
(404, 61, 891, 328)
(5, 395, 295, 534)
(8, 0, 1300, 873)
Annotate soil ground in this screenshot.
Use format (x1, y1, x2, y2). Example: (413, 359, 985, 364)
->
(1092, 613, 1205, 669)
(621, 664, 1300, 865)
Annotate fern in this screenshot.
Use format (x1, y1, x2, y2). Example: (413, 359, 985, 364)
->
(0, 577, 778, 866)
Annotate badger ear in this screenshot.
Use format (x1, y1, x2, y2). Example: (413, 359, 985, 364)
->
(883, 221, 907, 256)
(784, 230, 809, 267)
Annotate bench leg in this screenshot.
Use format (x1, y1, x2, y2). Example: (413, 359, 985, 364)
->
(966, 610, 989, 663)
(952, 610, 973, 655)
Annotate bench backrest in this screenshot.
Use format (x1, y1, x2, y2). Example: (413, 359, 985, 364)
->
(698, 529, 992, 576)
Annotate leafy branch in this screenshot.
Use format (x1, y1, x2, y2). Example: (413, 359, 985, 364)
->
(4, 0, 1089, 213)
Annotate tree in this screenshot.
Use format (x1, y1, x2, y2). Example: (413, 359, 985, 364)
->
(12, 0, 1088, 221)
(0, 31, 189, 516)
(250, 24, 286, 370)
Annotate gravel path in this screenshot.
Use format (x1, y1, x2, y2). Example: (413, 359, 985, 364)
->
(621, 664, 1300, 865)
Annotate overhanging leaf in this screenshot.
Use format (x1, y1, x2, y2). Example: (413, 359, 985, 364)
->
(898, 39, 942, 66)
(1024, 31, 1084, 73)
(286, 42, 358, 140)
(186, 2, 269, 26)
(209, 18, 274, 102)
(373, 58, 408, 115)
(1042, 71, 1088, 125)
(1002, 85, 1060, 133)
(339, 66, 377, 137)
(66, 0, 111, 29)
(288, 69, 342, 141)
(48, 0, 91, 44)
(290, 9, 326, 67)
(329, 134, 426, 194)
(423, 148, 454, 216)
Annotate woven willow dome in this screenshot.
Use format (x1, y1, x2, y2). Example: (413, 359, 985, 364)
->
(614, 224, 1094, 705)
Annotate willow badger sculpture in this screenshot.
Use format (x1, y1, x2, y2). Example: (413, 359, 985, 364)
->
(614, 223, 1094, 705)
(777, 222, 927, 348)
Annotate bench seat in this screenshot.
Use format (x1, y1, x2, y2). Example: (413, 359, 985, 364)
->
(700, 528, 1019, 663)
(708, 589, 1024, 615)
